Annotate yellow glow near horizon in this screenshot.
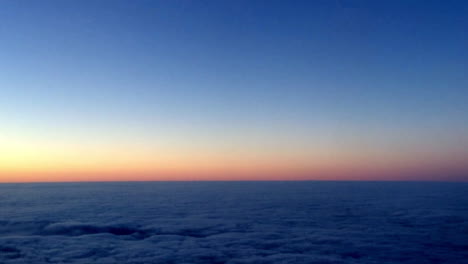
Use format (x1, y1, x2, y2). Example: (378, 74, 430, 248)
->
(2, 134, 466, 182)
(1, 124, 467, 182)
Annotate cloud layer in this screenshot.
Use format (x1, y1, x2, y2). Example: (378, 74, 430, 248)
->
(0, 182, 467, 263)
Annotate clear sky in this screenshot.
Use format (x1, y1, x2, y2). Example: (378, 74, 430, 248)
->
(1, 0, 467, 182)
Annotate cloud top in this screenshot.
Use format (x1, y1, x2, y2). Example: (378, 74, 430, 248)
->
(0, 182, 467, 263)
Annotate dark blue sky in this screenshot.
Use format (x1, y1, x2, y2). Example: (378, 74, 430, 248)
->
(1, 0, 467, 180)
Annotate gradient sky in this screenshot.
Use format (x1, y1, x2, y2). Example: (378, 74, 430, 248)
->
(1, 0, 467, 182)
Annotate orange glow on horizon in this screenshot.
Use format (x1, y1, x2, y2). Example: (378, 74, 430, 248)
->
(2, 131, 467, 183)
(2, 155, 467, 183)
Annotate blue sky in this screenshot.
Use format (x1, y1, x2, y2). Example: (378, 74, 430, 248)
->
(1, 0, 467, 181)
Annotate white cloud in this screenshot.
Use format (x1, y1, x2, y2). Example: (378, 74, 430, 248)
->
(0, 182, 467, 263)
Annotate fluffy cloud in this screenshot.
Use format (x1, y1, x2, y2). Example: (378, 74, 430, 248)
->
(0, 182, 467, 263)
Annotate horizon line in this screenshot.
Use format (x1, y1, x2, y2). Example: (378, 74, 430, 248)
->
(1, 179, 467, 184)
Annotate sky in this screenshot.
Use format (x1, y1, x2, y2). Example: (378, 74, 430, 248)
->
(0, 0, 467, 182)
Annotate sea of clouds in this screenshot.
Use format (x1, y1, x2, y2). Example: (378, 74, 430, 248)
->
(0, 181, 467, 263)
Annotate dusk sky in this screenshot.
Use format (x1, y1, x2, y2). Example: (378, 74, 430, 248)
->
(1, 0, 467, 182)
